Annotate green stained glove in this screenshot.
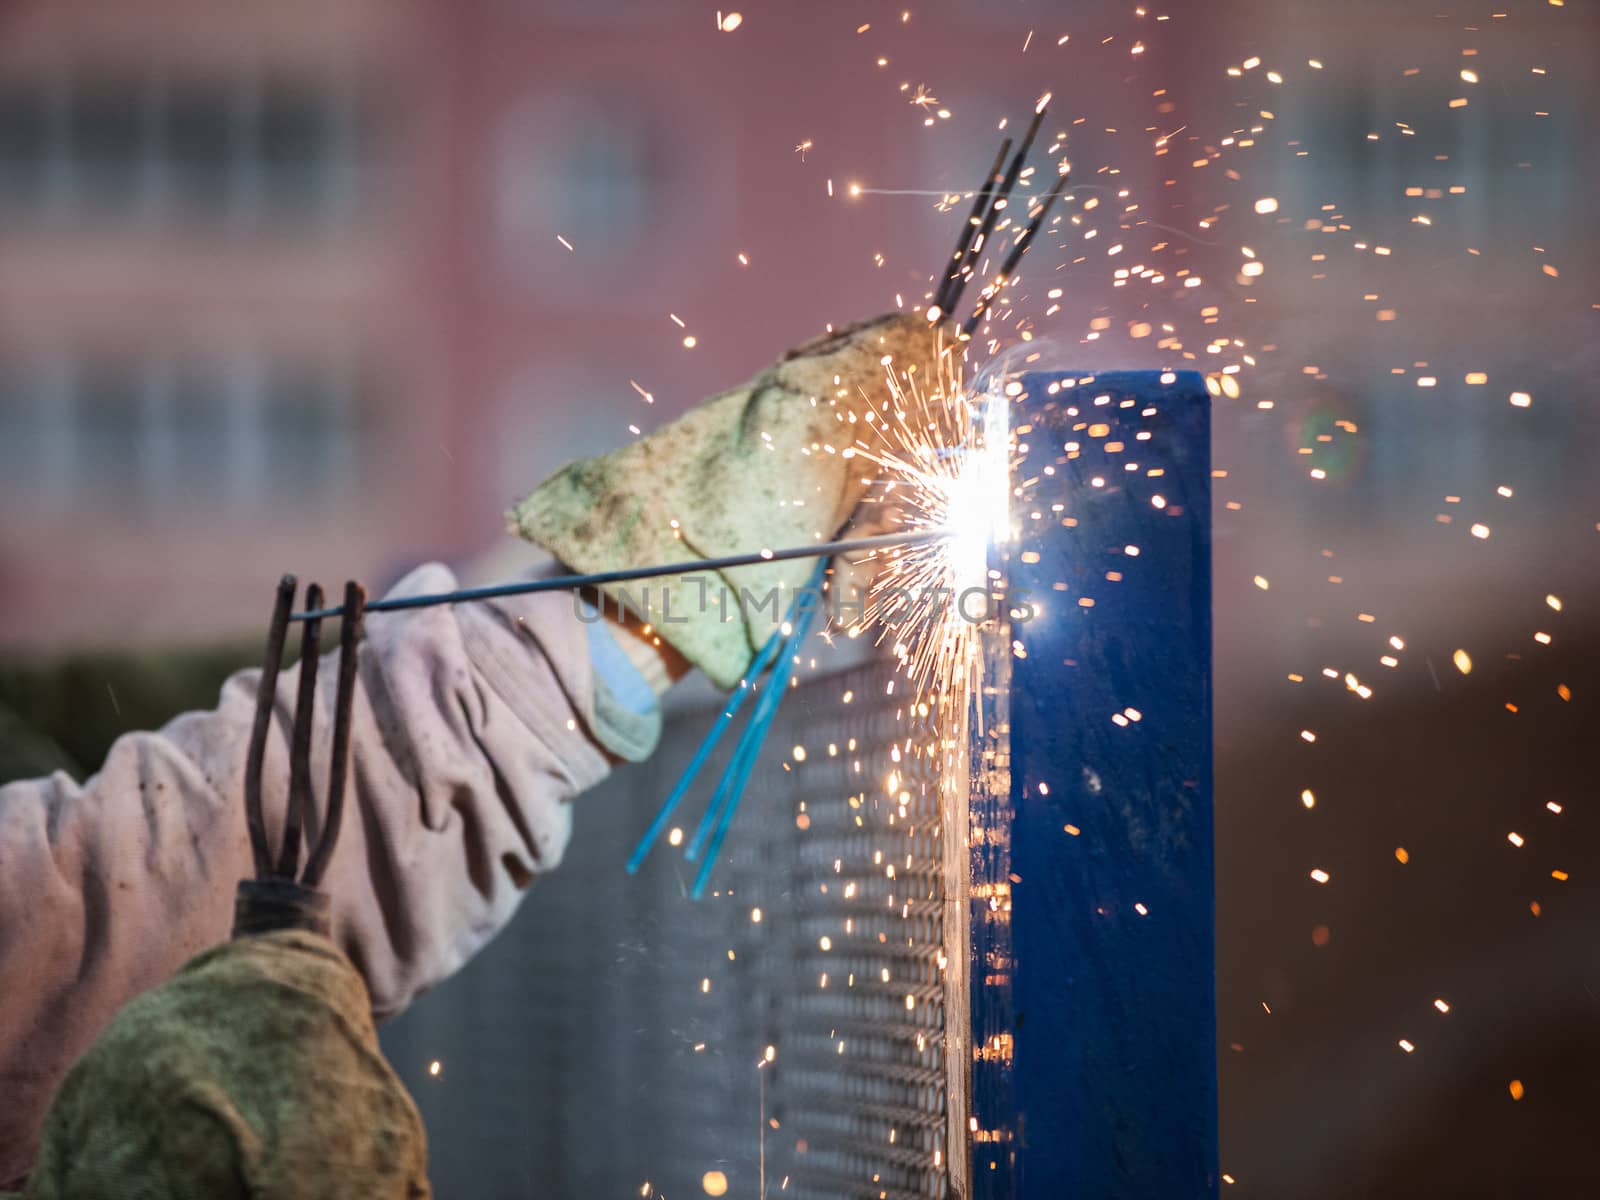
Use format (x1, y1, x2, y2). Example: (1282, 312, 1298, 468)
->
(510, 312, 937, 688)
(22, 931, 429, 1200)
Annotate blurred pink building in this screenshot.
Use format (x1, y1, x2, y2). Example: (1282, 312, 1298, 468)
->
(0, 0, 444, 647)
(2, 0, 1593, 657)
(0, 0, 1073, 650)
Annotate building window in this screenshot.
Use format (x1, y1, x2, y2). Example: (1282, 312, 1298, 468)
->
(0, 350, 368, 515)
(0, 83, 53, 211)
(0, 72, 367, 228)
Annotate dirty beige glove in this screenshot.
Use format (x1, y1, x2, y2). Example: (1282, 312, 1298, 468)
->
(18, 930, 429, 1200)
(510, 312, 937, 688)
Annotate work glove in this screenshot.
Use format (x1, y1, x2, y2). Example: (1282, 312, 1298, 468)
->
(17, 930, 429, 1200)
(509, 311, 939, 688)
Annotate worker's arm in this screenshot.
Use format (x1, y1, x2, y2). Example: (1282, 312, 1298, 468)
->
(0, 562, 674, 1187)
(0, 310, 922, 1188)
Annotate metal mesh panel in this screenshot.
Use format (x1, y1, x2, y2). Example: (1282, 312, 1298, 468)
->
(763, 676, 948, 1200)
(382, 654, 957, 1199)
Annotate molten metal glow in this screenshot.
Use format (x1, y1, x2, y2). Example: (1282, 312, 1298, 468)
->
(850, 335, 1013, 712)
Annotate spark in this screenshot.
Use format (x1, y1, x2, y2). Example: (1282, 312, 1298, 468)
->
(849, 334, 1013, 714)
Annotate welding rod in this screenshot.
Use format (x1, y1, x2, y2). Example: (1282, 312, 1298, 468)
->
(950, 105, 1049, 302)
(933, 136, 1013, 316)
(288, 528, 955, 622)
(962, 171, 1070, 337)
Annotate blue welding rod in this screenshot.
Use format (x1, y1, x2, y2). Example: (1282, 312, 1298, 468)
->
(678, 648, 786, 864)
(623, 619, 789, 875)
(682, 615, 800, 863)
(686, 663, 799, 896)
(687, 571, 825, 899)
(682, 558, 826, 865)
(685, 612, 811, 898)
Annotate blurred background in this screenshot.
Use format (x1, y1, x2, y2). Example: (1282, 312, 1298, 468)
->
(1, 0, 1597, 1195)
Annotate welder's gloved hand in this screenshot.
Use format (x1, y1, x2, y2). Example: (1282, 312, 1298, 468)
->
(19, 930, 429, 1200)
(510, 311, 937, 688)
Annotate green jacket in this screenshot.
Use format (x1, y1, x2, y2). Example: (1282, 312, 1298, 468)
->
(0, 644, 252, 784)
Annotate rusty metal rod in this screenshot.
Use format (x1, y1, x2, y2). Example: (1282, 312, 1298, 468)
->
(242, 575, 297, 879)
(301, 581, 366, 890)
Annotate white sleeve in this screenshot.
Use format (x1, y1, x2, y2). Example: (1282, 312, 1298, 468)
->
(0, 563, 659, 1187)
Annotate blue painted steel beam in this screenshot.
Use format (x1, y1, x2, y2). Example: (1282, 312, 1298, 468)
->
(970, 370, 1216, 1198)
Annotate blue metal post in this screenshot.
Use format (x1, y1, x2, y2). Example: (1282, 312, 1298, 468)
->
(970, 370, 1216, 1197)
